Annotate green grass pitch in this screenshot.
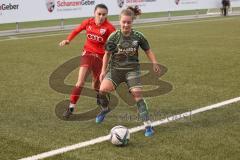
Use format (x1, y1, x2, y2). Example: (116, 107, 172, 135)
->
(0, 16, 240, 160)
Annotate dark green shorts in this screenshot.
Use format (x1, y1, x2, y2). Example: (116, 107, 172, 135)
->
(105, 68, 142, 90)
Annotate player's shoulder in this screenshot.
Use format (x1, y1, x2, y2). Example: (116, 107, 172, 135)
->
(104, 19, 115, 29)
(104, 19, 112, 25)
(81, 17, 94, 25)
(108, 29, 121, 41)
(110, 29, 121, 37)
(132, 29, 146, 39)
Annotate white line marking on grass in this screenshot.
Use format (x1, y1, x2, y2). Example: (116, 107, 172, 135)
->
(131, 97, 240, 133)
(8, 36, 18, 39)
(0, 32, 69, 42)
(1, 16, 238, 42)
(19, 96, 240, 160)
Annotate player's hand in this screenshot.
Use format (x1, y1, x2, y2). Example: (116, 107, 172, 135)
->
(99, 71, 107, 82)
(153, 63, 161, 74)
(59, 40, 70, 46)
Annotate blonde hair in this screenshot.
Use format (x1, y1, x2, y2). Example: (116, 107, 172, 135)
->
(120, 6, 141, 20)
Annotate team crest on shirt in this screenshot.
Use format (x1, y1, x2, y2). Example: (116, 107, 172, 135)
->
(132, 40, 138, 47)
(88, 26, 92, 31)
(100, 28, 106, 35)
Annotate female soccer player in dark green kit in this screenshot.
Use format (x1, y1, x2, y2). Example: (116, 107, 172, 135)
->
(96, 6, 160, 137)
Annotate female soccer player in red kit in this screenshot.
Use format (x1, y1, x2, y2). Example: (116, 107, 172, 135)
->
(59, 4, 115, 118)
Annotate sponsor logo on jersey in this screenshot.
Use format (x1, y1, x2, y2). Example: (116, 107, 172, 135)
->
(87, 34, 103, 42)
(118, 41, 137, 56)
(119, 47, 137, 54)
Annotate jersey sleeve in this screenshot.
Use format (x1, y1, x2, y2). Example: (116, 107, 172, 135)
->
(105, 31, 118, 52)
(136, 31, 150, 51)
(67, 19, 88, 41)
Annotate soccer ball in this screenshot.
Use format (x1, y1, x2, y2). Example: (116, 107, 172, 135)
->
(110, 125, 130, 146)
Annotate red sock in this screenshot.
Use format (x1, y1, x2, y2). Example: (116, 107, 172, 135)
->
(70, 86, 82, 104)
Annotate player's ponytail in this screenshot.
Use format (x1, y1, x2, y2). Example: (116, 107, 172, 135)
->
(120, 5, 141, 20)
(127, 6, 141, 19)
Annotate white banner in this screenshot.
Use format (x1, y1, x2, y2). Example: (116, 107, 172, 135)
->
(0, 0, 98, 23)
(0, 0, 240, 24)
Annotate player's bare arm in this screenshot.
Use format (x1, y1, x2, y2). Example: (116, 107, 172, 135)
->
(145, 49, 161, 73)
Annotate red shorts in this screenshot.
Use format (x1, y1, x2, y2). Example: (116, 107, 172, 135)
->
(80, 50, 103, 80)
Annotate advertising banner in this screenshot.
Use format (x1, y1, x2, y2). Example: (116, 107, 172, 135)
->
(0, 0, 240, 24)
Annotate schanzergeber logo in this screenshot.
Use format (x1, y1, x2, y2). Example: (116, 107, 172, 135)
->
(0, 3, 19, 11)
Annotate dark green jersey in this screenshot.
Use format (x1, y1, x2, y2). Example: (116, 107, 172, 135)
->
(105, 29, 150, 70)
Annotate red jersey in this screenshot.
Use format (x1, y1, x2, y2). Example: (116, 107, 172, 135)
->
(67, 18, 115, 55)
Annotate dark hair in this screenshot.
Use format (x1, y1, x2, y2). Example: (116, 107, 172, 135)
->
(121, 6, 141, 20)
(94, 3, 108, 12)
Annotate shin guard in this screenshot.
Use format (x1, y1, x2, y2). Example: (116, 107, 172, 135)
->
(98, 93, 110, 109)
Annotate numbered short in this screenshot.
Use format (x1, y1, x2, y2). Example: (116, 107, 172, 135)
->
(105, 68, 142, 90)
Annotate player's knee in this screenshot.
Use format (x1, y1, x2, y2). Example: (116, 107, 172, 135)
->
(99, 87, 108, 94)
(99, 79, 115, 93)
(99, 84, 112, 94)
(132, 93, 142, 102)
(131, 88, 142, 101)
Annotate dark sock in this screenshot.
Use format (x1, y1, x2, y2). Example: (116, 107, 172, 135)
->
(136, 99, 150, 122)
